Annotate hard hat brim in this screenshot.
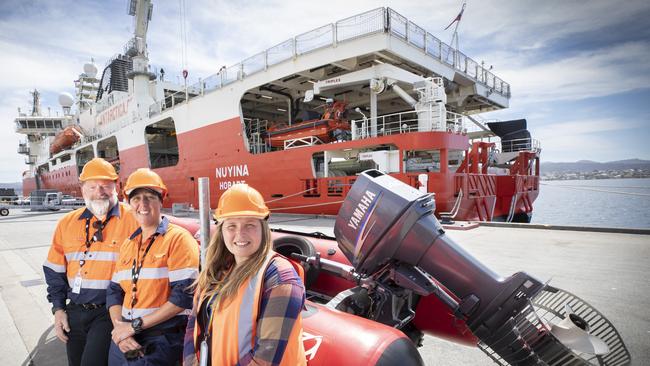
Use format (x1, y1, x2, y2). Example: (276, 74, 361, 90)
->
(215, 211, 269, 221)
(125, 185, 167, 198)
(80, 175, 118, 182)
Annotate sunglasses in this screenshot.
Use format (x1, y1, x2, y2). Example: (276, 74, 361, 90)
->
(92, 220, 105, 242)
(124, 343, 156, 360)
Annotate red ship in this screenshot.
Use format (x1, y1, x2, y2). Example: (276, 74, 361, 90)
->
(15, 5, 539, 222)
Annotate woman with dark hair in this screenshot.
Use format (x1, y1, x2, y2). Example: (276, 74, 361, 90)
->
(184, 183, 306, 366)
(107, 168, 199, 365)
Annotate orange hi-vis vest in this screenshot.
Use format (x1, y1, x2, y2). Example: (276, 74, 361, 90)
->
(112, 219, 199, 320)
(43, 203, 139, 307)
(195, 253, 307, 366)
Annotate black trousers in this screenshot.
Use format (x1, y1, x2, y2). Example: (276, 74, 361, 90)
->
(66, 304, 113, 366)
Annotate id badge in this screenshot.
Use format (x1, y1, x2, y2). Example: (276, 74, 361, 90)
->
(71, 275, 82, 294)
(199, 340, 208, 366)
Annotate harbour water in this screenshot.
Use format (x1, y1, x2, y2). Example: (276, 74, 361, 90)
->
(531, 178, 650, 229)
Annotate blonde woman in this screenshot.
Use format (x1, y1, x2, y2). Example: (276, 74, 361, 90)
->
(183, 183, 306, 366)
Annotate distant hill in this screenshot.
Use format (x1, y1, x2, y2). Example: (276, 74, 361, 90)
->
(0, 182, 22, 190)
(541, 159, 650, 173)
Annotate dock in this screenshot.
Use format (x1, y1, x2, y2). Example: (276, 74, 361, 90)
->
(1, 209, 648, 365)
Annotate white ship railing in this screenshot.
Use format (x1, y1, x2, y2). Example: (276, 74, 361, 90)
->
(494, 138, 541, 154)
(150, 7, 510, 116)
(351, 110, 467, 138)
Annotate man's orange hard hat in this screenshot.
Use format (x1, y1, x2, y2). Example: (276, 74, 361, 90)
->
(79, 158, 118, 181)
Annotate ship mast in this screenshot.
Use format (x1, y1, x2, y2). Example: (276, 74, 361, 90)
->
(126, 0, 155, 106)
(30, 89, 41, 116)
(445, 1, 466, 67)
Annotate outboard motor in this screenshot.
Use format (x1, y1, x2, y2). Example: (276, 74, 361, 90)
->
(328, 170, 630, 366)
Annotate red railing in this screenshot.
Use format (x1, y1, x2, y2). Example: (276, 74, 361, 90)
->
(301, 176, 357, 198)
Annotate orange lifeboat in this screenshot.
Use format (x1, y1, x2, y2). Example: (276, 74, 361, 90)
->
(50, 125, 84, 155)
(266, 101, 350, 148)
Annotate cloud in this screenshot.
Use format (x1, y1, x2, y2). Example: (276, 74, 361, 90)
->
(456, 0, 650, 50)
(0, 0, 648, 182)
(527, 117, 648, 162)
(498, 41, 650, 104)
(534, 118, 644, 138)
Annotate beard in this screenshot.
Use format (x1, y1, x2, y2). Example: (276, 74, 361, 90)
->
(84, 192, 118, 218)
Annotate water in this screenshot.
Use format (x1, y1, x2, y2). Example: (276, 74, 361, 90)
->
(531, 178, 650, 229)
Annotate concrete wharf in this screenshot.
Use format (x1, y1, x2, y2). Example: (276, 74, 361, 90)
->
(0, 209, 648, 365)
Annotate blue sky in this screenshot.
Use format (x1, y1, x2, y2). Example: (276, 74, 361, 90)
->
(1, 0, 649, 182)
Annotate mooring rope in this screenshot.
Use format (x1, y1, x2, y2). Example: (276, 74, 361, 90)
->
(540, 182, 650, 197)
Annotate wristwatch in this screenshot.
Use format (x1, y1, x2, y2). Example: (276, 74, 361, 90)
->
(131, 317, 144, 334)
(51, 306, 65, 315)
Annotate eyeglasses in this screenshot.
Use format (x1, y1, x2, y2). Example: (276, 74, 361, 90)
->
(124, 343, 156, 360)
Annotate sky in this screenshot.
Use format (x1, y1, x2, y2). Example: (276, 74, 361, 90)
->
(0, 0, 649, 183)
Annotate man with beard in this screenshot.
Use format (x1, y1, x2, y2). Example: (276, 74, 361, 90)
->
(43, 158, 139, 366)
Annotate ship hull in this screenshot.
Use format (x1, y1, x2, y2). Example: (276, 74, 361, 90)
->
(24, 116, 538, 222)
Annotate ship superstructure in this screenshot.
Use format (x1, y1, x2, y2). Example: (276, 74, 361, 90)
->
(15, 2, 540, 222)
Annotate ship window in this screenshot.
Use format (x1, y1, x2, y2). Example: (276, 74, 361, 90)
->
(405, 150, 441, 173)
(76, 145, 95, 175)
(97, 136, 120, 173)
(448, 149, 465, 171)
(60, 154, 71, 163)
(146, 118, 179, 169)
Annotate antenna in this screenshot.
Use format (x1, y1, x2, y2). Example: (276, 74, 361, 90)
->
(31, 89, 41, 116)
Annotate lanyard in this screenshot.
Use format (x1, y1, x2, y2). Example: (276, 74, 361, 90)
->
(202, 292, 219, 340)
(201, 268, 232, 340)
(79, 215, 113, 269)
(130, 232, 160, 309)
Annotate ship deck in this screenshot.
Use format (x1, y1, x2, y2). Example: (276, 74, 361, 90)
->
(0, 209, 648, 365)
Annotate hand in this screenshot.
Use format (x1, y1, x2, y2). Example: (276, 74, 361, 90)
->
(117, 336, 142, 354)
(111, 320, 135, 345)
(54, 309, 70, 343)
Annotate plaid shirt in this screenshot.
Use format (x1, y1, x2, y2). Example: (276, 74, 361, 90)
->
(183, 256, 305, 366)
